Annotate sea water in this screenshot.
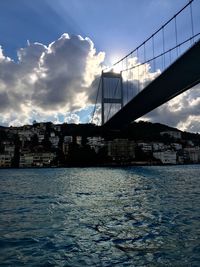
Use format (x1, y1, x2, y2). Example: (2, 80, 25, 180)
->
(0, 165, 200, 266)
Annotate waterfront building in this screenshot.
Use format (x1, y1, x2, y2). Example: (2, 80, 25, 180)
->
(1, 120, 200, 167)
(152, 142, 166, 151)
(0, 154, 12, 168)
(20, 152, 55, 168)
(62, 136, 73, 156)
(108, 139, 135, 161)
(20, 153, 34, 167)
(87, 136, 105, 153)
(137, 142, 152, 153)
(177, 151, 185, 164)
(171, 143, 182, 151)
(2, 141, 15, 156)
(4, 144, 15, 157)
(184, 147, 200, 163)
(153, 151, 177, 164)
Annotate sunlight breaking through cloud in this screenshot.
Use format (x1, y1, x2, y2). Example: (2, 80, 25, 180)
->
(0, 34, 199, 132)
(0, 34, 104, 126)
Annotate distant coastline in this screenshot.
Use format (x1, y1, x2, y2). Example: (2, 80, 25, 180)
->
(1, 121, 200, 168)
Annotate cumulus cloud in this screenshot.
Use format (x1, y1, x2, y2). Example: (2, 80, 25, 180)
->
(65, 113, 80, 124)
(0, 34, 199, 133)
(142, 84, 200, 132)
(0, 34, 104, 126)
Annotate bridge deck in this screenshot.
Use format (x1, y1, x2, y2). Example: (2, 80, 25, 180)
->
(104, 40, 200, 129)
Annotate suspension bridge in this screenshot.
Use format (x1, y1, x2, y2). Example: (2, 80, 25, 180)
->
(91, 0, 200, 129)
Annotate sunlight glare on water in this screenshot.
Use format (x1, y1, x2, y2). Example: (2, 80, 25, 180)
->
(0, 166, 200, 266)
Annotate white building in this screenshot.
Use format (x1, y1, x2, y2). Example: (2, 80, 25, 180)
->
(177, 153, 184, 164)
(137, 142, 152, 153)
(184, 147, 200, 163)
(4, 144, 15, 157)
(171, 143, 182, 151)
(152, 142, 165, 152)
(87, 136, 105, 153)
(20, 153, 34, 167)
(37, 132, 45, 143)
(20, 152, 55, 167)
(153, 151, 177, 164)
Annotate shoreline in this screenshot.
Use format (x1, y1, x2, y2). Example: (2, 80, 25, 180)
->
(1, 162, 199, 169)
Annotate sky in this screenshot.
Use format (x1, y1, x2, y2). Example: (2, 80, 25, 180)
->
(0, 0, 200, 132)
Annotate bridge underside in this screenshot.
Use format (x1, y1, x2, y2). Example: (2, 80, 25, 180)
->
(104, 40, 200, 129)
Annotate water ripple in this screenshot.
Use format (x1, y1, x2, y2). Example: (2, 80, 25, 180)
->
(0, 166, 200, 266)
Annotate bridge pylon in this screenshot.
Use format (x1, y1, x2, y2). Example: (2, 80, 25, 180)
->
(101, 71, 123, 125)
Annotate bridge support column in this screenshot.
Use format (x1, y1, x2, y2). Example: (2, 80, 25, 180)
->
(101, 71, 123, 125)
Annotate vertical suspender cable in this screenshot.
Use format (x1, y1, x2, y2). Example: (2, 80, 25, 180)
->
(189, 1, 194, 44)
(169, 48, 172, 64)
(101, 74, 104, 125)
(152, 35, 155, 72)
(106, 78, 120, 121)
(162, 26, 165, 69)
(131, 52, 134, 99)
(122, 60, 124, 104)
(108, 0, 194, 71)
(174, 16, 178, 57)
(127, 55, 130, 102)
(126, 57, 128, 104)
(137, 48, 139, 94)
(143, 42, 146, 89)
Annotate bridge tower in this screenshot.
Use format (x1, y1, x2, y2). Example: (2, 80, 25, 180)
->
(101, 71, 123, 125)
